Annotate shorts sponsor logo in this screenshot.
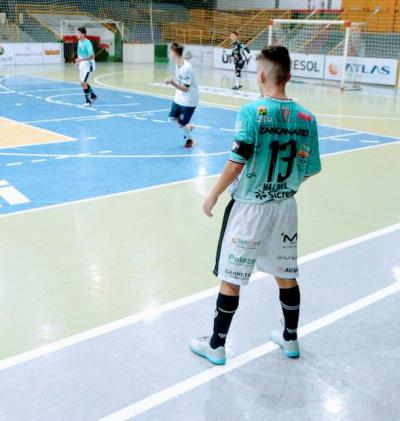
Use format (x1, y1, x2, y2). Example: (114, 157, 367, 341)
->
(224, 269, 252, 280)
(276, 265, 299, 274)
(259, 126, 309, 137)
(297, 112, 313, 122)
(281, 232, 298, 249)
(228, 253, 256, 266)
(277, 255, 297, 261)
(231, 237, 261, 249)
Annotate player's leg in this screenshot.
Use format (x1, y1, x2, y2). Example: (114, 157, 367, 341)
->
(190, 200, 259, 365)
(260, 197, 300, 358)
(86, 64, 97, 102)
(190, 280, 240, 365)
(270, 276, 300, 358)
(80, 64, 92, 106)
(232, 61, 244, 90)
(178, 106, 196, 148)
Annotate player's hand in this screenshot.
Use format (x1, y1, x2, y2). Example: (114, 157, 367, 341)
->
(164, 78, 173, 85)
(203, 194, 218, 217)
(75, 58, 81, 64)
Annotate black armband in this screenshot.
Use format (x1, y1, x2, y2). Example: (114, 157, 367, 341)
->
(231, 141, 254, 160)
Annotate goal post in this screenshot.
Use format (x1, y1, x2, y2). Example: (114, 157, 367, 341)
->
(268, 18, 366, 90)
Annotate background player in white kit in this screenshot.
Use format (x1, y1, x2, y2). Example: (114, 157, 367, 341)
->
(165, 43, 199, 148)
(75, 27, 97, 107)
(190, 46, 321, 365)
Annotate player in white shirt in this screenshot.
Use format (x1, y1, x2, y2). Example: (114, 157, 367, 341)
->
(165, 43, 199, 148)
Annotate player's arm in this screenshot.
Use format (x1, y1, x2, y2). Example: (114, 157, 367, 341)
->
(203, 161, 244, 217)
(203, 105, 255, 217)
(165, 78, 189, 92)
(304, 119, 321, 181)
(165, 67, 191, 92)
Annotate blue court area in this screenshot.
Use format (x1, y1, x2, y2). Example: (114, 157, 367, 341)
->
(0, 75, 398, 215)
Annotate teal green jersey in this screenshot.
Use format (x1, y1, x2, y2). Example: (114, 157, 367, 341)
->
(77, 38, 94, 59)
(229, 97, 321, 204)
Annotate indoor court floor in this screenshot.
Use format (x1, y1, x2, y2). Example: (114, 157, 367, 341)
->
(0, 62, 399, 420)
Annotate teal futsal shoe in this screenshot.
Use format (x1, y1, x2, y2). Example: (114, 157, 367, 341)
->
(270, 330, 300, 358)
(190, 336, 226, 365)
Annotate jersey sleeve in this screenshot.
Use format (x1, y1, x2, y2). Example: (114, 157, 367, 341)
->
(180, 66, 192, 87)
(305, 119, 321, 176)
(229, 105, 256, 164)
(86, 40, 94, 57)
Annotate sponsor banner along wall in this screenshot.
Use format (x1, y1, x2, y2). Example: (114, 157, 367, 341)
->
(183, 44, 214, 67)
(290, 53, 325, 79)
(0, 43, 15, 66)
(213, 47, 258, 72)
(0, 43, 63, 66)
(213, 47, 398, 86)
(324, 56, 398, 86)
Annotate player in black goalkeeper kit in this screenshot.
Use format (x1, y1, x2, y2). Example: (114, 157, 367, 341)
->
(230, 31, 250, 90)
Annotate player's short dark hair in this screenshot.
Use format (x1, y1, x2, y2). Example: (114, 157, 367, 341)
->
(170, 42, 184, 57)
(77, 27, 87, 35)
(231, 31, 238, 36)
(256, 45, 291, 84)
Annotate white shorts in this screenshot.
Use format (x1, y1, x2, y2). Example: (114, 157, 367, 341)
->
(213, 198, 299, 286)
(79, 61, 96, 83)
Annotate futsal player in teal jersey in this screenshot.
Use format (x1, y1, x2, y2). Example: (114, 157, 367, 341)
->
(75, 27, 97, 106)
(190, 46, 321, 365)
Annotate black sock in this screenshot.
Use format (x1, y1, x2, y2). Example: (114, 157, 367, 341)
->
(87, 84, 96, 97)
(84, 88, 91, 103)
(210, 293, 239, 349)
(280, 286, 300, 341)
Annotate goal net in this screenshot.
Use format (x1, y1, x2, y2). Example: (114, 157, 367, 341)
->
(268, 19, 366, 90)
(61, 19, 124, 59)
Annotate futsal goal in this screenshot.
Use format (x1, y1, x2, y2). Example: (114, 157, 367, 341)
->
(268, 19, 366, 90)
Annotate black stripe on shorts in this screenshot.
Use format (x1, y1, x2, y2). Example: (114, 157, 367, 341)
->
(84, 72, 91, 82)
(213, 199, 235, 277)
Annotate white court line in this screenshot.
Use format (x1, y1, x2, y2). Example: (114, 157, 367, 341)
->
(0, 109, 172, 126)
(0, 151, 229, 159)
(94, 71, 400, 112)
(220, 128, 235, 132)
(0, 222, 399, 373)
(0, 140, 398, 221)
(316, 112, 400, 121)
(360, 140, 380, 144)
(31, 159, 46, 163)
(327, 137, 351, 142)
(100, 280, 400, 421)
(6, 74, 399, 141)
(5, 87, 81, 93)
(323, 140, 400, 158)
(5, 162, 22, 167)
